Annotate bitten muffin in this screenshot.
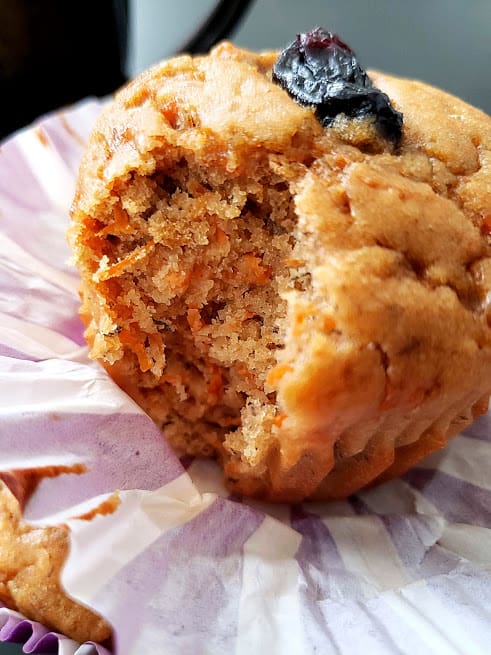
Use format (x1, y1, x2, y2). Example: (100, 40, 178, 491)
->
(69, 33, 491, 502)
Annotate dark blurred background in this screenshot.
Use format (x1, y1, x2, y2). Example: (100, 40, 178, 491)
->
(0, 0, 128, 139)
(1, 0, 490, 141)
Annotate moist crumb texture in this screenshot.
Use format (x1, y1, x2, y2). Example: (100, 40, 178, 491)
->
(70, 43, 491, 502)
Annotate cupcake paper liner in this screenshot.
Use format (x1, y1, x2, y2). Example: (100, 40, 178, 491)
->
(0, 100, 490, 655)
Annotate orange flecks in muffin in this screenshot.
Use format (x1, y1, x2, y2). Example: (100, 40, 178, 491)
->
(236, 363, 256, 385)
(480, 215, 491, 236)
(323, 316, 336, 332)
(334, 154, 350, 169)
(161, 100, 180, 129)
(190, 263, 212, 284)
(83, 236, 107, 260)
(187, 308, 205, 333)
(119, 328, 153, 372)
(267, 363, 294, 387)
(69, 41, 491, 509)
(99, 204, 135, 236)
(112, 302, 133, 322)
(238, 253, 272, 285)
(80, 217, 106, 259)
(207, 365, 224, 405)
(273, 412, 287, 428)
(292, 304, 319, 336)
(83, 216, 104, 233)
(96, 241, 155, 281)
(148, 332, 163, 352)
(215, 226, 229, 247)
(284, 258, 305, 268)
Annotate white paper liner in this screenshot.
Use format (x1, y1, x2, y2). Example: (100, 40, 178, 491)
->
(0, 101, 490, 655)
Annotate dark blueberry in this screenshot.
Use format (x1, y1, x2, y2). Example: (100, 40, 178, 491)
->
(273, 27, 403, 143)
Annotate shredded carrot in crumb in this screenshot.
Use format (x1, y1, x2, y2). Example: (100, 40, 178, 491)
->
(84, 217, 104, 233)
(273, 413, 287, 428)
(207, 365, 223, 404)
(84, 235, 106, 258)
(118, 328, 140, 346)
(187, 308, 205, 333)
(215, 226, 229, 247)
(225, 320, 243, 330)
(119, 329, 153, 372)
(83, 219, 107, 258)
(135, 348, 153, 373)
(481, 215, 491, 236)
(127, 86, 150, 107)
(323, 316, 336, 332)
(97, 241, 155, 281)
(236, 363, 256, 384)
(113, 302, 133, 320)
(334, 155, 348, 168)
(224, 311, 259, 332)
(161, 100, 179, 128)
(267, 364, 294, 387)
(284, 258, 305, 268)
(293, 305, 319, 336)
(99, 204, 135, 236)
(148, 332, 163, 352)
(240, 253, 272, 285)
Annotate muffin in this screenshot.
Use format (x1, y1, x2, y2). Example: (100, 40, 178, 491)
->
(0, 477, 111, 644)
(69, 30, 491, 502)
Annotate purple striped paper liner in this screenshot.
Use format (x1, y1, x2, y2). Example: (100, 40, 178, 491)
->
(0, 606, 110, 654)
(0, 139, 53, 210)
(351, 496, 464, 580)
(463, 410, 491, 442)
(403, 468, 491, 528)
(2, 412, 183, 521)
(87, 498, 264, 654)
(290, 505, 362, 651)
(38, 103, 102, 177)
(0, 267, 86, 346)
(0, 345, 42, 362)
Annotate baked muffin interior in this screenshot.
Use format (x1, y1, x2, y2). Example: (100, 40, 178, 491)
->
(84, 141, 313, 469)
